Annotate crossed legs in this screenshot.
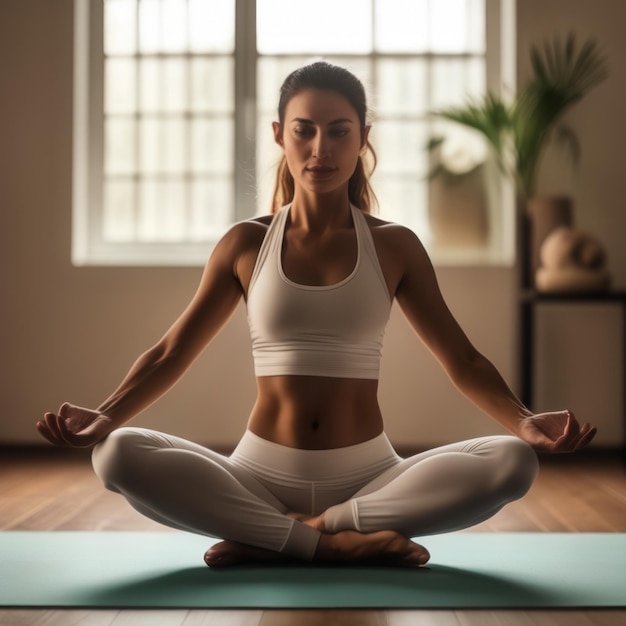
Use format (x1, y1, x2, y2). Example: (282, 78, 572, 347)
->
(92, 428, 538, 567)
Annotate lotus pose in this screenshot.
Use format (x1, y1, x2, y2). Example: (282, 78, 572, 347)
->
(38, 62, 596, 568)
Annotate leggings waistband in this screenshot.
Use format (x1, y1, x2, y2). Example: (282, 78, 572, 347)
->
(231, 430, 400, 481)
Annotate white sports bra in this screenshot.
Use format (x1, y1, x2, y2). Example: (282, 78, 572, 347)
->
(246, 204, 392, 379)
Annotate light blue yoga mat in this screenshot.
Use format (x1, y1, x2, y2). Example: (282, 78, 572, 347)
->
(0, 532, 624, 608)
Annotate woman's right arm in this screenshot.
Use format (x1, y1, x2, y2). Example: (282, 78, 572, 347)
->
(37, 222, 260, 447)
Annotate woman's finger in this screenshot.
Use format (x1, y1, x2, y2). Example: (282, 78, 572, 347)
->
(43, 412, 63, 441)
(56, 413, 96, 448)
(55, 414, 78, 446)
(560, 413, 581, 447)
(35, 420, 64, 446)
(576, 424, 597, 450)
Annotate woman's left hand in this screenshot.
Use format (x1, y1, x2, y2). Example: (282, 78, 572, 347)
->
(517, 410, 597, 453)
(36, 403, 113, 448)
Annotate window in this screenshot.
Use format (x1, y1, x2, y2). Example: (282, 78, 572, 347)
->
(73, 0, 515, 266)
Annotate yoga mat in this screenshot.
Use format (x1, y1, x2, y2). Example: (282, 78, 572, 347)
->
(0, 532, 624, 609)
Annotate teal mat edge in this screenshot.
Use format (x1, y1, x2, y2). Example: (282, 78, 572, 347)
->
(1, 532, 625, 609)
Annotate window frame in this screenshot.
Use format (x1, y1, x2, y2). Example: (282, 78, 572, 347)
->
(73, 0, 516, 267)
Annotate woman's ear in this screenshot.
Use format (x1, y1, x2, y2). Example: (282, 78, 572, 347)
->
(361, 125, 372, 152)
(272, 122, 284, 148)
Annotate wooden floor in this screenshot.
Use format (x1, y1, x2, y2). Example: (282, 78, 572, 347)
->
(1, 447, 625, 625)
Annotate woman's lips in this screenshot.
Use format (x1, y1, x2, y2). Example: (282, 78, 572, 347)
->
(306, 166, 337, 179)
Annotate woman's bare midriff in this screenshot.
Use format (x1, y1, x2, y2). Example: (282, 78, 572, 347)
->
(246, 375, 384, 449)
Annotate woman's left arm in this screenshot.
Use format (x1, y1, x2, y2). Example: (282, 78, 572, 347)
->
(387, 225, 596, 453)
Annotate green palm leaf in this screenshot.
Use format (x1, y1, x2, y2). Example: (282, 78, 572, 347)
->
(429, 32, 609, 198)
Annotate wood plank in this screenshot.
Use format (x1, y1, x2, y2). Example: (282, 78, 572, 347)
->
(456, 610, 538, 626)
(259, 610, 387, 626)
(181, 611, 263, 626)
(108, 610, 190, 625)
(0, 609, 120, 625)
(581, 611, 626, 626)
(388, 609, 461, 625)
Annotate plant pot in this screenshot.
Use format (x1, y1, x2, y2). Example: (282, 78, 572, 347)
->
(428, 166, 489, 249)
(526, 195, 573, 279)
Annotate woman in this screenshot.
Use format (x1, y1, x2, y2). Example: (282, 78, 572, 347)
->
(37, 62, 596, 568)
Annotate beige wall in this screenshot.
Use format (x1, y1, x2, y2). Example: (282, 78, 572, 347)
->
(1, 0, 624, 447)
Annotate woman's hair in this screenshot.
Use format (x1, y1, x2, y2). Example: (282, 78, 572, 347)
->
(270, 61, 378, 214)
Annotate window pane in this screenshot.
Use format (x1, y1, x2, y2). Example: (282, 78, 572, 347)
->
(190, 178, 233, 239)
(257, 0, 373, 54)
(138, 0, 235, 54)
(190, 58, 234, 113)
(103, 179, 136, 242)
(104, 0, 137, 55)
(162, 118, 187, 174)
(466, 0, 486, 53)
(189, 0, 235, 53)
(161, 0, 187, 52)
(374, 0, 428, 53)
(257, 56, 314, 113)
(430, 58, 485, 109)
(139, 58, 189, 112)
(139, 117, 160, 173)
(372, 121, 428, 176)
(190, 118, 233, 174)
(105, 59, 137, 113)
(430, 0, 484, 53)
(139, 58, 160, 113)
(162, 59, 188, 112)
(138, 179, 186, 241)
(374, 59, 428, 116)
(139, 117, 187, 174)
(138, 0, 160, 53)
(105, 118, 136, 174)
(374, 0, 484, 54)
(373, 176, 430, 243)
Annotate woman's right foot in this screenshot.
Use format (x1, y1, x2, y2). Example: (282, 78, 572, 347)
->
(287, 511, 326, 531)
(315, 530, 429, 567)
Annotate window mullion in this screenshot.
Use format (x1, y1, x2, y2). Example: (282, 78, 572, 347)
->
(132, 0, 141, 242)
(90, 0, 105, 254)
(234, 0, 257, 221)
(183, 0, 192, 241)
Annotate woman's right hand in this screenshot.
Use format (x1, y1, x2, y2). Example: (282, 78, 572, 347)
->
(36, 403, 113, 448)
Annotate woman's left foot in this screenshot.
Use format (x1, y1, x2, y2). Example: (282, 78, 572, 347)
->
(204, 540, 295, 567)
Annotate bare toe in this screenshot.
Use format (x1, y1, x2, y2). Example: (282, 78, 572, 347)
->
(204, 540, 293, 568)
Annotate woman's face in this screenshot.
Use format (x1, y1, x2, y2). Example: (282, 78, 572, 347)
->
(273, 88, 369, 198)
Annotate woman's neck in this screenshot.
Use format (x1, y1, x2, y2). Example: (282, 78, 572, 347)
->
(289, 189, 352, 232)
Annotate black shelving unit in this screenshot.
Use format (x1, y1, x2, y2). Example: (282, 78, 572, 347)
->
(519, 289, 626, 455)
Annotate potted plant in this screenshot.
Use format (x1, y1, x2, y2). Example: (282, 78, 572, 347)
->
(429, 33, 609, 273)
(427, 124, 492, 249)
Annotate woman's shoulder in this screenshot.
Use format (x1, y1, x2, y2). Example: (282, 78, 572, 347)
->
(363, 212, 426, 251)
(219, 214, 273, 248)
(210, 214, 276, 275)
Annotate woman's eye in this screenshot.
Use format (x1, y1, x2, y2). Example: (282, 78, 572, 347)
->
(294, 126, 315, 137)
(331, 128, 350, 138)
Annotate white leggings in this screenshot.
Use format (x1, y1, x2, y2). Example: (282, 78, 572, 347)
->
(92, 428, 538, 561)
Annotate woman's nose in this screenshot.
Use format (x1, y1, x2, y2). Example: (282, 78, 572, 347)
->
(312, 133, 330, 159)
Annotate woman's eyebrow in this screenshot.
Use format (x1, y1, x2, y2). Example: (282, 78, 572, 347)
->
(290, 117, 354, 125)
